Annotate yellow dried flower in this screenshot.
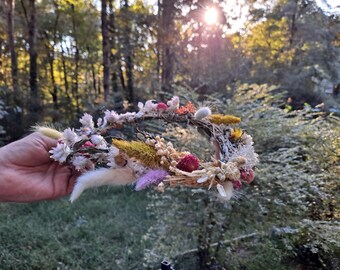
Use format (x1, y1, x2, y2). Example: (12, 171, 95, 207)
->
(209, 114, 241, 125)
(33, 125, 62, 139)
(112, 139, 161, 168)
(230, 128, 243, 141)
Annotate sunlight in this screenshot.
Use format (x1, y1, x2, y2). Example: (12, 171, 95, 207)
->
(204, 7, 218, 25)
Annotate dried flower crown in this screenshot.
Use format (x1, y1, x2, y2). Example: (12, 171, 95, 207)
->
(38, 96, 259, 202)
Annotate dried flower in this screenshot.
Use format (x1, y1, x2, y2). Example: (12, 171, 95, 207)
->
(79, 113, 95, 129)
(104, 110, 120, 124)
(175, 102, 196, 115)
(63, 128, 80, 146)
(90, 135, 107, 150)
(240, 169, 255, 183)
(156, 102, 168, 112)
(107, 146, 120, 168)
(232, 180, 242, 189)
(230, 128, 243, 141)
(118, 112, 135, 122)
(49, 143, 71, 163)
(176, 154, 200, 172)
(209, 114, 241, 125)
(112, 139, 161, 168)
(138, 100, 157, 114)
(166, 96, 180, 112)
(194, 107, 211, 120)
(72, 156, 89, 171)
(219, 181, 234, 200)
(135, 169, 169, 191)
(223, 162, 241, 181)
(33, 126, 62, 139)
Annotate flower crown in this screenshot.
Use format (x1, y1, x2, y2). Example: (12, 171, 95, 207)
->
(39, 96, 259, 202)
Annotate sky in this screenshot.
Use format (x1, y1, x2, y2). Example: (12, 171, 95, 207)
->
(315, 0, 340, 14)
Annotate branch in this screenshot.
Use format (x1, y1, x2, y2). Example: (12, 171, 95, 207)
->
(174, 232, 260, 259)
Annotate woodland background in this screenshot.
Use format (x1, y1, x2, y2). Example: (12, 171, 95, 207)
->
(0, 0, 339, 269)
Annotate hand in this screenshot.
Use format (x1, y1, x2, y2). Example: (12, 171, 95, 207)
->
(0, 132, 78, 202)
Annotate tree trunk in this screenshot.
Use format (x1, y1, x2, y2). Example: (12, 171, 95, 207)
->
(160, 0, 175, 95)
(28, 0, 38, 100)
(60, 43, 69, 95)
(5, 0, 20, 98)
(101, 0, 111, 102)
(122, 0, 134, 106)
(108, 0, 123, 111)
(24, 0, 41, 124)
(71, 4, 80, 114)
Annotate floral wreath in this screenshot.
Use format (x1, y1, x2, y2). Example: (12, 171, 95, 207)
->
(38, 96, 259, 202)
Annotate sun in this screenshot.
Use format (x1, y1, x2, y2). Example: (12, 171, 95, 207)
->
(204, 7, 219, 25)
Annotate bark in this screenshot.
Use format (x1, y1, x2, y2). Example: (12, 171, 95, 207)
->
(21, 0, 41, 124)
(28, 0, 38, 101)
(71, 4, 80, 114)
(44, 3, 60, 112)
(60, 43, 69, 95)
(108, 0, 123, 111)
(122, 0, 134, 105)
(86, 45, 98, 99)
(101, 0, 111, 102)
(160, 0, 175, 94)
(5, 0, 20, 97)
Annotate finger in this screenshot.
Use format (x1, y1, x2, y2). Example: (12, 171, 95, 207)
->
(66, 168, 81, 194)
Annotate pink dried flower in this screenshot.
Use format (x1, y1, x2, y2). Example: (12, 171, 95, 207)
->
(240, 169, 255, 183)
(176, 154, 200, 172)
(135, 169, 168, 191)
(156, 102, 168, 112)
(232, 180, 242, 189)
(81, 141, 95, 148)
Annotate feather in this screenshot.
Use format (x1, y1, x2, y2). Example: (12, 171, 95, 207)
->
(70, 167, 136, 202)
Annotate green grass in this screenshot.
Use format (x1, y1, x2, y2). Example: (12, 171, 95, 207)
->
(0, 187, 153, 270)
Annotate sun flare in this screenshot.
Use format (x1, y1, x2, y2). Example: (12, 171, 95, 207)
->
(204, 7, 218, 25)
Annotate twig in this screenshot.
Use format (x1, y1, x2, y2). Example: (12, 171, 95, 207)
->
(174, 232, 261, 258)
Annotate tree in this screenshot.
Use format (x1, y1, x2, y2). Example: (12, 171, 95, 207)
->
(101, 0, 111, 102)
(3, 0, 19, 97)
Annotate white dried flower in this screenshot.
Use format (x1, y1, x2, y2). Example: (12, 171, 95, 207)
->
(79, 113, 94, 130)
(229, 144, 259, 170)
(90, 134, 104, 145)
(62, 128, 80, 146)
(194, 107, 211, 120)
(97, 117, 108, 128)
(107, 146, 120, 168)
(118, 112, 136, 122)
(166, 96, 180, 112)
(104, 110, 120, 124)
(138, 100, 157, 114)
(49, 143, 71, 163)
(90, 135, 108, 150)
(72, 156, 89, 171)
(223, 162, 241, 181)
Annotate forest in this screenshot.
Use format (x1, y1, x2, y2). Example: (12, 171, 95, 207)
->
(0, 0, 339, 269)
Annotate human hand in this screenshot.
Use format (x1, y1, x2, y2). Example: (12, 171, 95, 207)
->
(0, 132, 78, 202)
